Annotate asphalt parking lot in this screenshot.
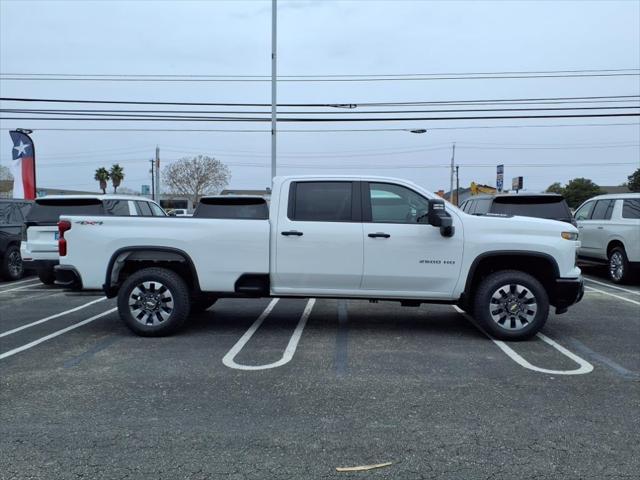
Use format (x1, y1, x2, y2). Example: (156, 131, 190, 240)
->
(1, 270, 639, 480)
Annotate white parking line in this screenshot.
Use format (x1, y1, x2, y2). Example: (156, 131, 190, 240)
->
(584, 277, 640, 295)
(223, 298, 315, 371)
(585, 286, 640, 306)
(0, 277, 39, 289)
(0, 297, 107, 338)
(0, 308, 117, 360)
(453, 306, 593, 375)
(0, 283, 46, 294)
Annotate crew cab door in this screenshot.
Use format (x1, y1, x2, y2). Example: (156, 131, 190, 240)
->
(360, 182, 463, 297)
(272, 181, 364, 294)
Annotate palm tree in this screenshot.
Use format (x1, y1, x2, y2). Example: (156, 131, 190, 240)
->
(94, 167, 110, 194)
(109, 164, 125, 193)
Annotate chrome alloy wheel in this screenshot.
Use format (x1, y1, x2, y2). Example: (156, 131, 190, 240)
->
(489, 283, 537, 331)
(7, 249, 23, 278)
(128, 281, 174, 326)
(609, 251, 624, 282)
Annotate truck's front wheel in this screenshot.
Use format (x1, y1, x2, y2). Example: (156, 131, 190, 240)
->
(117, 268, 191, 336)
(473, 270, 549, 341)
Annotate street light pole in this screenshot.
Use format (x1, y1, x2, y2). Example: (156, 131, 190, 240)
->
(271, 0, 277, 182)
(449, 143, 456, 202)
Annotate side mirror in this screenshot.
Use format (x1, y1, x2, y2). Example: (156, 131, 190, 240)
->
(427, 199, 455, 237)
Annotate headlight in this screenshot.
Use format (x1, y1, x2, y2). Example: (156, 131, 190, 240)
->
(561, 231, 579, 241)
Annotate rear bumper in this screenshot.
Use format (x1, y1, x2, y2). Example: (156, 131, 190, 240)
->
(54, 265, 83, 289)
(553, 276, 584, 314)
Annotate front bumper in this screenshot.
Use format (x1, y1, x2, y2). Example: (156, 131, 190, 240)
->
(553, 276, 584, 314)
(54, 265, 83, 289)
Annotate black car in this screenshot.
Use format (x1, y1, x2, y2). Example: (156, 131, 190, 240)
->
(459, 193, 576, 226)
(0, 199, 33, 280)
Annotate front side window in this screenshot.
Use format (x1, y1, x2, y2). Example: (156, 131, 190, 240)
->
(590, 200, 614, 220)
(622, 199, 640, 219)
(368, 183, 429, 223)
(291, 182, 353, 222)
(574, 201, 595, 220)
(148, 202, 166, 216)
(474, 198, 492, 215)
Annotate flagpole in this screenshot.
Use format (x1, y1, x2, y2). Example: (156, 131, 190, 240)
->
(271, 0, 277, 182)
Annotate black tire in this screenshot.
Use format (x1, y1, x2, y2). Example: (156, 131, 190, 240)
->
(191, 295, 218, 313)
(1, 244, 24, 281)
(608, 247, 631, 284)
(473, 270, 549, 341)
(117, 268, 191, 336)
(38, 268, 56, 285)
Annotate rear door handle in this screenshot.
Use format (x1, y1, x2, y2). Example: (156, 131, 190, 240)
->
(368, 232, 391, 238)
(281, 230, 303, 236)
(597, 226, 604, 229)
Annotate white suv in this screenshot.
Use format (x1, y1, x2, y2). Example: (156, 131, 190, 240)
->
(574, 193, 640, 283)
(21, 195, 165, 284)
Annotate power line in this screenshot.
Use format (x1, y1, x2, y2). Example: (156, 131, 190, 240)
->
(3, 68, 638, 78)
(2, 69, 639, 82)
(1, 113, 638, 122)
(3, 105, 638, 117)
(2, 95, 638, 108)
(1, 122, 638, 133)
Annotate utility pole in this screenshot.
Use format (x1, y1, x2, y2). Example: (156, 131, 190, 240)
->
(449, 143, 456, 203)
(149, 158, 155, 200)
(271, 0, 277, 182)
(455, 165, 460, 206)
(155, 145, 160, 204)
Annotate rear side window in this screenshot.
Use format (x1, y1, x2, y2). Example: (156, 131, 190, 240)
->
(622, 199, 640, 219)
(290, 182, 353, 222)
(590, 200, 615, 220)
(135, 201, 153, 216)
(27, 199, 103, 223)
(474, 198, 492, 214)
(194, 197, 268, 219)
(103, 200, 131, 216)
(491, 196, 571, 220)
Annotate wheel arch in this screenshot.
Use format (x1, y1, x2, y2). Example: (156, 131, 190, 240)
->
(462, 251, 560, 308)
(104, 246, 201, 298)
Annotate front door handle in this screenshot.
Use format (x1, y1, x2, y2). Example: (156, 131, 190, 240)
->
(597, 226, 604, 229)
(368, 232, 391, 238)
(281, 230, 303, 236)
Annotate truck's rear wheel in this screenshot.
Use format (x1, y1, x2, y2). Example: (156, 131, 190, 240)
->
(117, 268, 191, 336)
(473, 270, 549, 341)
(38, 268, 56, 285)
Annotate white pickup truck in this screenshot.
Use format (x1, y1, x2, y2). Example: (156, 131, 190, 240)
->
(55, 176, 584, 340)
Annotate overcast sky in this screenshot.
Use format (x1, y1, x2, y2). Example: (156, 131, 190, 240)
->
(0, 0, 639, 194)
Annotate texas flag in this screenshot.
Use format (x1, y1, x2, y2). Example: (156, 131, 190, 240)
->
(9, 130, 36, 199)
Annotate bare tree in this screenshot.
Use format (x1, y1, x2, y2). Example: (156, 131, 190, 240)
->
(162, 155, 231, 205)
(0, 165, 13, 181)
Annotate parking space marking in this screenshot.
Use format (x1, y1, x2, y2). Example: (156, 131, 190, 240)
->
(0, 297, 107, 338)
(0, 308, 117, 360)
(453, 306, 593, 375)
(223, 298, 315, 371)
(0, 277, 39, 289)
(564, 336, 639, 380)
(0, 281, 43, 294)
(585, 286, 640, 306)
(584, 277, 640, 295)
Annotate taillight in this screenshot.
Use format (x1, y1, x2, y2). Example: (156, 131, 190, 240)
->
(58, 220, 71, 256)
